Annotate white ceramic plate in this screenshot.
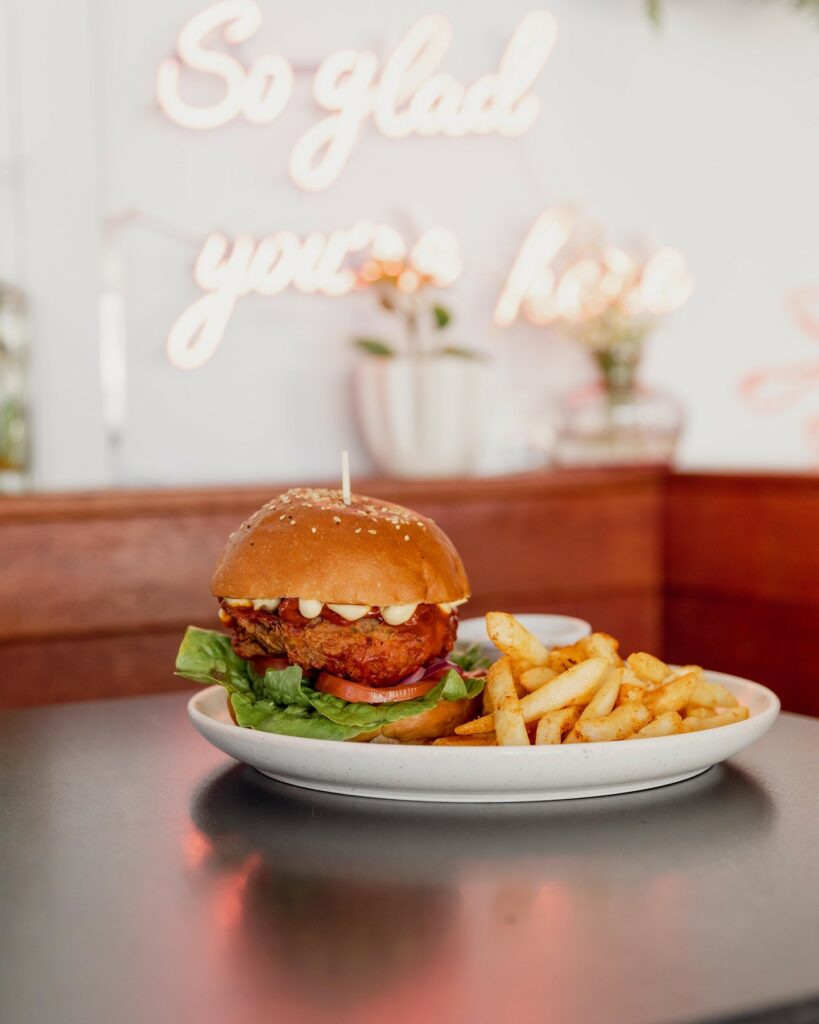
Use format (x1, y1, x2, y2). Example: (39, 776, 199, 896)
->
(187, 671, 780, 803)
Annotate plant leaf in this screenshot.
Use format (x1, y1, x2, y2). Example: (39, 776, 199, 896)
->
(438, 345, 484, 361)
(352, 338, 394, 357)
(432, 304, 452, 329)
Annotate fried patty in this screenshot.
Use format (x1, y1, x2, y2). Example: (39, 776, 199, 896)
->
(225, 601, 457, 686)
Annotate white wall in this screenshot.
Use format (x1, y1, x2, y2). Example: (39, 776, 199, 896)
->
(2, 0, 818, 489)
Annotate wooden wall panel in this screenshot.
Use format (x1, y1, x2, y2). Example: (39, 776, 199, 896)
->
(0, 513, 239, 640)
(665, 473, 819, 716)
(665, 594, 818, 718)
(0, 631, 191, 706)
(665, 474, 819, 605)
(0, 470, 665, 708)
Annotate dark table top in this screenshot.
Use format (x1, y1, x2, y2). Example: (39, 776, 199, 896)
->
(1, 693, 818, 1024)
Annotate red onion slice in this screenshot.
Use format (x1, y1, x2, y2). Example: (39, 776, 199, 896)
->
(394, 666, 426, 688)
(421, 658, 459, 680)
(394, 659, 461, 688)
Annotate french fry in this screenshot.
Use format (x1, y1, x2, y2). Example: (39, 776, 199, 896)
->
(615, 682, 645, 707)
(594, 632, 620, 653)
(433, 733, 498, 746)
(547, 632, 621, 672)
(486, 612, 549, 668)
(644, 672, 697, 714)
(455, 714, 500, 737)
(486, 658, 530, 746)
(575, 702, 652, 742)
(627, 652, 670, 686)
(453, 613, 749, 746)
(578, 632, 623, 666)
(667, 664, 703, 680)
(634, 710, 683, 738)
(513, 678, 529, 699)
(682, 707, 749, 732)
(564, 667, 622, 742)
(684, 705, 712, 720)
(535, 707, 581, 745)
(622, 664, 646, 688)
(690, 678, 740, 709)
(518, 664, 558, 693)
(518, 656, 609, 721)
(482, 685, 494, 716)
(456, 657, 610, 735)
(546, 647, 578, 673)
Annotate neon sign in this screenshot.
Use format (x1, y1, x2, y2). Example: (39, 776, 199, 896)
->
(157, 2, 557, 190)
(493, 208, 693, 328)
(166, 223, 461, 369)
(742, 284, 819, 459)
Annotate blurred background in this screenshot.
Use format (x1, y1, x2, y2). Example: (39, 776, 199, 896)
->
(1, 0, 817, 712)
(1, 0, 818, 491)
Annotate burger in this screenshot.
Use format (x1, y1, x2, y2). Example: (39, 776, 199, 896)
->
(175, 488, 486, 742)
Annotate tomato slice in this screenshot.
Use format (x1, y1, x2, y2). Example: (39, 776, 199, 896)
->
(251, 656, 292, 675)
(316, 672, 437, 704)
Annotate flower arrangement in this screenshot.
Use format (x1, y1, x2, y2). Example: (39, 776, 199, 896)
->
(351, 231, 480, 360)
(530, 238, 693, 391)
(524, 226, 695, 467)
(349, 228, 488, 478)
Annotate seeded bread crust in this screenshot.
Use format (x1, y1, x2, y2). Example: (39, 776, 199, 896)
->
(211, 488, 470, 606)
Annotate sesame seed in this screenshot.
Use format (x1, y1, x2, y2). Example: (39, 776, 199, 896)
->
(333, 516, 341, 524)
(311, 526, 317, 533)
(355, 528, 362, 534)
(368, 529, 377, 535)
(404, 534, 410, 541)
(289, 520, 296, 526)
(279, 515, 286, 520)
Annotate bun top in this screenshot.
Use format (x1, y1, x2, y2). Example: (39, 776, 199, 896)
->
(211, 488, 470, 606)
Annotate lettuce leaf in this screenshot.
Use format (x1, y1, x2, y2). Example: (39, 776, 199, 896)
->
(175, 625, 254, 692)
(450, 643, 492, 672)
(252, 663, 310, 707)
(175, 627, 484, 741)
(304, 669, 483, 732)
(230, 693, 363, 741)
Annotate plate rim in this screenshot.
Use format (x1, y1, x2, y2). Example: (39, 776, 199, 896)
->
(187, 669, 781, 756)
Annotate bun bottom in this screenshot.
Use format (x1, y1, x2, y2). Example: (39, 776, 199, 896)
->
(350, 695, 480, 744)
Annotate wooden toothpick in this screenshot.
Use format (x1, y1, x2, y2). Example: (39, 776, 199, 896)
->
(341, 450, 351, 505)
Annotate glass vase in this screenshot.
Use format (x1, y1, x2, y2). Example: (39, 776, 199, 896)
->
(552, 345, 682, 467)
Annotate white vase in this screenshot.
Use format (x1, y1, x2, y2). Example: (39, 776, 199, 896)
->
(354, 354, 489, 478)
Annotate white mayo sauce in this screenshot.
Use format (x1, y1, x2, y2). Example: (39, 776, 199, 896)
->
(223, 596, 468, 622)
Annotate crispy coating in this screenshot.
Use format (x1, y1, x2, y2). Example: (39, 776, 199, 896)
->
(224, 601, 457, 686)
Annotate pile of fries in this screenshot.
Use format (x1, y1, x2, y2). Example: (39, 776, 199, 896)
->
(435, 612, 749, 747)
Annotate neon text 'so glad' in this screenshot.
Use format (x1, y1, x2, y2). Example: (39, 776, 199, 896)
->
(157, 2, 557, 190)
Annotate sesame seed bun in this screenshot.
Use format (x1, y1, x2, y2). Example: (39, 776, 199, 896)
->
(379, 695, 480, 742)
(211, 488, 470, 606)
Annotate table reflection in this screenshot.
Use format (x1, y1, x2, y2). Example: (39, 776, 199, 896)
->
(187, 765, 775, 1020)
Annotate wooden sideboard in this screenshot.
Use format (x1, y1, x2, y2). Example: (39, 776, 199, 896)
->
(1, 469, 816, 714)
